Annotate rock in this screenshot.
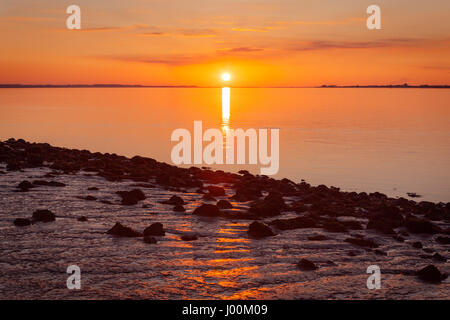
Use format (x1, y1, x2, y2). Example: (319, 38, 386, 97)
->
(173, 205, 185, 212)
(106, 222, 142, 237)
(192, 204, 221, 217)
(412, 241, 423, 249)
(161, 195, 185, 205)
(77, 216, 88, 222)
(247, 221, 275, 238)
(405, 217, 441, 234)
(181, 234, 198, 241)
(202, 194, 216, 202)
(32, 180, 66, 187)
(217, 200, 232, 209)
(432, 253, 447, 262)
(206, 186, 225, 197)
(322, 220, 347, 233)
(417, 265, 446, 283)
(32, 209, 55, 222)
(345, 237, 379, 248)
(84, 195, 96, 201)
(297, 258, 317, 271)
(143, 222, 165, 236)
(143, 236, 157, 244)
(436, 236, 450, 244)
(270, 217, 316, 230)
(18, 180, 34, 191)
(307, 235, 328, 241)
(14, 218, 31, 226)
(116, 189, 146, 205)
(87, 187, 99, 191)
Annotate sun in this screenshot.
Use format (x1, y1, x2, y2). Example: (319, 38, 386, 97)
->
(221, 73, 231, 81)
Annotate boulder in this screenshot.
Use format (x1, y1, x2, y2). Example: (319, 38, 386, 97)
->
(206, 186, 225, 197)
(143, 222, 165, 236)
(77, 216, 88, 222)
(247, 221, 275, 238)
(14, 218, 31, 226)
(116, 189, 146, 205)
(417, 265, 446, 283)
(297, 258, 317, 271)
(404, 217, 441, 234)
(161, 195, 185, 205)
(18, 180, 34, 191)
(217, 200, 233, 209)
(436, 236, 450, 245)
(173, 205, 186, 212)
(192, 204, 221, 217)
(32, 209, 55, 222)
(106, 222, 142, 237)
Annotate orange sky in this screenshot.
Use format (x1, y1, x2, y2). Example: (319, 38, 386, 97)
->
(0, 0, 449, 86)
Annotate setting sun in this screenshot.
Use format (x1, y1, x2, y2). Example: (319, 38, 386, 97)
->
(221, 73, 231, 82)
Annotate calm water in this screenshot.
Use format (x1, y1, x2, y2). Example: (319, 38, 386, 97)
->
(0, 88, 449, 202)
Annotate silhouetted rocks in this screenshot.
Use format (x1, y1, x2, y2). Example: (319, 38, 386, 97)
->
(202, 194, 216, 202)
(32, 209, 55, 222)
(87, 187, 99, 191)
(432, 253, 447, 262)
(345, 237, 378, 248)
(107, 222, 142, 237)
(322, 219, 347, 233)
(417, 265, 446, 283)
(297, 258, 317, 271)
(270, 216, 316, 230)
(247, 221, 275, 238)
(143, 223, 165, 236)
(308, 235, 328, 241)
(77, 216, 88, 222)
(18, 180, 34, 191)
(84, 195, 96, 201)
(181, 234, 198, 241)
(143, 236, 157, 244)
(404, 216, 441, 234)
(13, 218, 31, 226)
(162, 195, 185, 205)
(32, 180, 66, 187)
(193, 204, 221, 217)
(206, 186, 225, 197)
(412, 241, 423, 249)
(217, 200, 232, 209)
(173, 205, 185, 212)
(436, 236, 450, 245)
(116, 189, 146, 205)
(248, 192, 287, 217)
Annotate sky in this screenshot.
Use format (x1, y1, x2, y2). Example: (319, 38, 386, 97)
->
(0, 0, 449, 86)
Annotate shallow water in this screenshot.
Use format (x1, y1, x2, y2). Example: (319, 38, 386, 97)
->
(0, 88, 449, 202)
(0, 166, 448, 299)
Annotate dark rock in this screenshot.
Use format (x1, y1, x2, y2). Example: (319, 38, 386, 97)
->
(18, 180, 34, 191)
(417, 265, 446, 283)
(412, 241, 423, 249)
(77, 216, 88, 222)
(173, 205, 185, 212)
(116, 189, 146, 205)
(202, 194, 216, 202)
(161, 195, 185, 205)
(106, 222, 142, 237)
(32, 209, 55, 222)
(14, 218, 31, 226)
(308, 235, 328, 241)
(345, 237, 378, 248)
(193, 204, 221, 217)
(404, 217, 441, 234)
(432, 253, 447, 262)
(143, 222, 165, 236)
(87, 187, 99, 191)
(143, 236, 157, 244)
(84, 195, 96, 201)
(206, 186, 225, 197)
(32, 180, 66, 187)
(322, 220, 347, 233)
(297, 258, 317, 271)
(436, 236, 450, 245)
(247, 221, 275, 238)
(100, 200, 113, 205)
(181, 234, 198, 241)
(270, 217, 316, 230)
(217, 200, 232, 209)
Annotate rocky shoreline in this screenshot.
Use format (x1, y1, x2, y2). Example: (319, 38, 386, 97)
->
(1, 138, 449, 293)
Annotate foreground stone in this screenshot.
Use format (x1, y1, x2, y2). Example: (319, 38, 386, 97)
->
(162, 195, 185, 205)
(32, 209, 55, 222)
(192, 204, 221, 217)
(417, 265, 446, 283)
(297, 258, 317, 271)
(144, 222, 165, 236)
(106, 222, 142, 237)
(13, 218, 31, 226)
(216, 200, 232, 209)
(116, 189, 146, 205)
(247, 221, 275, 238)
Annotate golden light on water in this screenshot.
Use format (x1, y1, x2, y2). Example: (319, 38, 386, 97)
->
(222, 87, 230, 122)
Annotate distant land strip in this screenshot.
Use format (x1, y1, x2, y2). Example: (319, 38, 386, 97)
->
(0, 84, 449, 89)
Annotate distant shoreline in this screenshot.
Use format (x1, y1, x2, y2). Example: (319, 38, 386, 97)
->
(0, 84, 449, 89)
